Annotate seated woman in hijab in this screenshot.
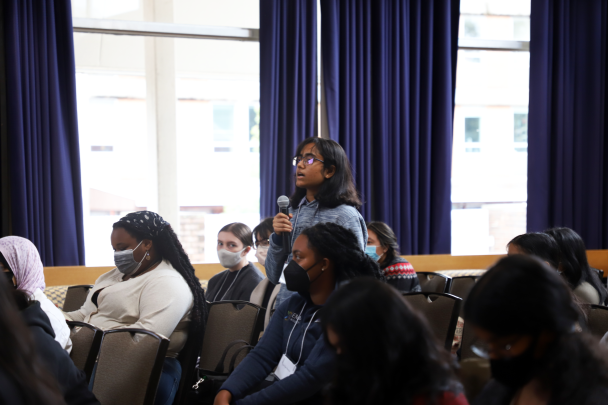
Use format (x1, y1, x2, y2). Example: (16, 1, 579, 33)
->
(64, 211, 208, 405)
(0, 236, 72, 352)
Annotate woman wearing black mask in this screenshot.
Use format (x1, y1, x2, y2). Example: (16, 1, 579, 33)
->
(214, 222, 383, 405)
(465, 255, 608, 405)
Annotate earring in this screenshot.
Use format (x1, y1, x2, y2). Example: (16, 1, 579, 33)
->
(146, 251, 151, 260)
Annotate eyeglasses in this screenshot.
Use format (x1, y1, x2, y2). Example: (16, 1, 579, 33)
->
(293, 154, 325, 167)
(254, 238, 270, 249)
(470, 337, 518, 359)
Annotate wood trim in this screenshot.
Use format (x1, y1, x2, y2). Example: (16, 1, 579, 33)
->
(43, 251, 608, 286)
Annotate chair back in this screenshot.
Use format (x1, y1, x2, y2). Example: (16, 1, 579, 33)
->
(587, 305, 608, 338)
(67, 321, 103, 382)
(449, 276, 479, 316)
(249, 278, 270, 307)
(92, 329, 169, 405)
(403, 292, 462, 350)
(199, 301, 265, 373)
(63, 285, 94, 312)
(417, 272, 452, 294)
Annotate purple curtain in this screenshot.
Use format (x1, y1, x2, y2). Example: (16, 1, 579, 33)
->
(3, 0, 85, 265)
(259, 0, 317, 219)
(321, 0, 460, 254)
(527, 0, 608, 248)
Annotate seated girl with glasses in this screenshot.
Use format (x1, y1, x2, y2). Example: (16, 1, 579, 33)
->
(322, 278, 468, 405)
(465, 255, 608, 405)
(267, 137, 368, 307)
(207, 222, 264, 302)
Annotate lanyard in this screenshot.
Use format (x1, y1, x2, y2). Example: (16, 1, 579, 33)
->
(213, 267, 243, 301)
(284, 302, 320, 366)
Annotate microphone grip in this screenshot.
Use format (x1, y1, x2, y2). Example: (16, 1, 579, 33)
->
(280, 206, 291, 253)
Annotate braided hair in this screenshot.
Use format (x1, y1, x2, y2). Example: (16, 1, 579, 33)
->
(300, 222, 385, 282)
(113, 212, 208, 354)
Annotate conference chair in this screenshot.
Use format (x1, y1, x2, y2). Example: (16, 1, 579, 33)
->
(417, 272, 453, 294)
(92, 329, 169, 405)
(449, 276, 479, 316)
(403, 292, 462, 351)
(587, 305, 608, 338)
(198, 301, 266, 375)
(67, 321, 103, 383)
(63, 285, 94, 312)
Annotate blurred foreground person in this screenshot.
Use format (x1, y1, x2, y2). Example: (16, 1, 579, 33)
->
(465, 255, 608, 405)
(322, 279, 468, 405)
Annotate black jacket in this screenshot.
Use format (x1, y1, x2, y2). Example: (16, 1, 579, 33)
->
(21, 301, 100, 405)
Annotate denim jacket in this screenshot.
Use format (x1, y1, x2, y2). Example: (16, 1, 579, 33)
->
(265, 197, 367, 306)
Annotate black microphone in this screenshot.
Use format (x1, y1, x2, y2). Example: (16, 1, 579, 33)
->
(277, 195, 291, 253)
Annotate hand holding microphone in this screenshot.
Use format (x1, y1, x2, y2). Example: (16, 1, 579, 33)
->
(275, 196, 292, 252)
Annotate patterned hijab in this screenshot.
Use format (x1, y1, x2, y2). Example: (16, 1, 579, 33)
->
(114, 211, 169, 239)
(0, 236, 45, 294)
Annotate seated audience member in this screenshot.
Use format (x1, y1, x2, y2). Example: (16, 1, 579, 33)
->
(465, 255, 608, 405)
(253, 218, 273, 268)
(322, 278, 468, 405)
(544, 227, 607, 305)
(64, 211, 207, 405)
(207, 223, 264, 302)
(0, 270, 95, 405)
(0, 236, 72, 352)
(507, 232, 560, 269)
(214, 223, 384, 405)
(366, 221, 421, 293)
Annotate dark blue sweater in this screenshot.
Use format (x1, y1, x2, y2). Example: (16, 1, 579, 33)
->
(221, 292, 334, 404)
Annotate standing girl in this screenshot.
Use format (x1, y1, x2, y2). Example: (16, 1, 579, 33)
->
(266, 137, 367, 305)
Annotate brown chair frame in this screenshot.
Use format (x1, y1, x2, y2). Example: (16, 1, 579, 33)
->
(93, 329, 169, 405)
(63, 284, 94, 312)
(67, 321, 103, 382)
(587, 304, 608, 338)
(403, 292, 462, 350)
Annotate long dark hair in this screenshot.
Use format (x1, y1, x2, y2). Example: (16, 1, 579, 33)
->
(322, 279, 461, 405)
(112, 222, 208, 355)
(367, 221, 400, 264)
(300, 222, 384, 282)
(0, 274, 65, 405)
(507, 232, 560, 269)
(544, 227, 607, 303)
(464, 255, 608, 403)
(290, 137, 362, 209)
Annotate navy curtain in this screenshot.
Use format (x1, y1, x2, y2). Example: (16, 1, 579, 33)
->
(260, 0, 317, 219)
(321, 0, 459, 254)
(3, 0, 85, 265)
(527, 0, 608, 248)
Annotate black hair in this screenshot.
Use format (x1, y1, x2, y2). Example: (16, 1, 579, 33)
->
(0, 251, 10, 272)
(219, 222, 253, 248)
(322, 279, 462, 405)
(252, 218, 274, 243)
(300, 222, 384, 283)
(464, 255, 608, 403)
(507, 232, 560, 269)
(0, 272, 65, 405)
(544, 227, 607, 303)
(367, 221, 400, 264)
(290, 137, 362, 209)
(112, 222, 208, 358)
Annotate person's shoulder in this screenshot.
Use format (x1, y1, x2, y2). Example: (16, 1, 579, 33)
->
(244, 263, 265, 279)
(471, 379, 513, 405)
(209, 269, 229, 282)
(573, 281, 600, 304)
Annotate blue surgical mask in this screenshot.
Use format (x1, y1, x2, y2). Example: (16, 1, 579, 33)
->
(114, 241, 147, 276)
(365, 246, 381, 262)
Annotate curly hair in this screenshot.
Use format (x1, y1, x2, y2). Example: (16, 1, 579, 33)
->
(112, 222, 208, 357)
(300, 222, 384, 282)
(322, 279, 461, 405)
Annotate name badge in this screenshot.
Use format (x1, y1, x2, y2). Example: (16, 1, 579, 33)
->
(274, 354, 297, 380)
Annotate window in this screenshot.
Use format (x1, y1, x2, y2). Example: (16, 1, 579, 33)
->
(452, 0, 530, 255)
(73, 0, 261, 265)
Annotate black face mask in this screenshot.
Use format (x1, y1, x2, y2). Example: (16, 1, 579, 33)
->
(490, 337, 540, 389)
(284, 260, 322, 294)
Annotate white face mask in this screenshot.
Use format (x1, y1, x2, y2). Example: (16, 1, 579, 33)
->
(255, 246, 269, 267)
(218, 247, 247, 269)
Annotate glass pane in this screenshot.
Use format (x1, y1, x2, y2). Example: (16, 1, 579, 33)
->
(175, 38, 260, 263)
(71, 0, 259, 28)
(459, 0, 531, 41)
(74, 32, 152, 266)
(452, 49, 530, 254)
